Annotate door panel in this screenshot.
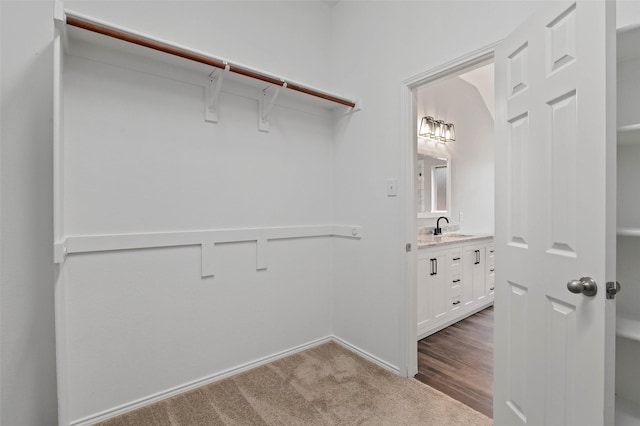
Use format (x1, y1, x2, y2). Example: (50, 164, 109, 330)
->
(494, 1, 616, 425)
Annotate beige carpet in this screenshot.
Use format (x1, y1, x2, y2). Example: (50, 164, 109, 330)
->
(98, 341, 492, 425)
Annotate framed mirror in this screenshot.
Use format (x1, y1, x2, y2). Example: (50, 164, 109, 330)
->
(417, 148, 451, 218)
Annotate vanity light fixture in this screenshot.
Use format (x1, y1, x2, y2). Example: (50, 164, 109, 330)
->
(419, 116, 436, 137)
(418, 116, 455, 143)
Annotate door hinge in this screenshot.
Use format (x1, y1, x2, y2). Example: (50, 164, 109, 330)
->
(406, 243, 412, 252)
(606, 281, 621, 300)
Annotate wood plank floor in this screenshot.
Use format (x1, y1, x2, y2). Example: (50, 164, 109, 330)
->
(415, 306, 494, 418)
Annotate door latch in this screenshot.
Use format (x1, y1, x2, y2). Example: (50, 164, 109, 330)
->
(606, 281, 621, 300)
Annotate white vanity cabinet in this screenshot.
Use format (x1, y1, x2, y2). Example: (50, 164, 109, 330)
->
(615, 25, 640, 423)
(463, 244, 492, 305)
(417, 237, 494, 340)
(465, 243, 496, 304)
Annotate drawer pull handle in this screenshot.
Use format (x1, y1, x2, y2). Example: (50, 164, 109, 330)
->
(452, 301, 461, 305)
(452, 279, 461, 283)
(490, 268, 495, 272)
(453, 257, 461, 261)
(490, 286, 495, 291)
(490, 250, 495, 253)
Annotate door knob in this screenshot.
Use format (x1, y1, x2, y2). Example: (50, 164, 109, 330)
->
(567, 277, 598, 297)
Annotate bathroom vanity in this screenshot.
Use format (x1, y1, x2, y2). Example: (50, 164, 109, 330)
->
(417, 235, 494, 340)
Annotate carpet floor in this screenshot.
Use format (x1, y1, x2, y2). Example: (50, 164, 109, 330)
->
(98, 341, 492, 425)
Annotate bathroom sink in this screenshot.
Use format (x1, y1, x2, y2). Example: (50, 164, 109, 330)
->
(443, 233, 474, 239)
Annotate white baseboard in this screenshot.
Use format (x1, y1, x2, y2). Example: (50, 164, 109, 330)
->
(72, 336, 334, 426)
(330, 336, 400, 375)
(417, 300, 494, 341)
(71, 335, 399, 426)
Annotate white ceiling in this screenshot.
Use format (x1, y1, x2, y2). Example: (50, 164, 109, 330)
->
(458, 63, 495, 119)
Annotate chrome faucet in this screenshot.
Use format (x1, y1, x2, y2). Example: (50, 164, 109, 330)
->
(434, 216, 449, 235)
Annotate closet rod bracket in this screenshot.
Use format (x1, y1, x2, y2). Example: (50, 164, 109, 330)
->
(259, 82, 287, 132)
(205, 64, 230, 123)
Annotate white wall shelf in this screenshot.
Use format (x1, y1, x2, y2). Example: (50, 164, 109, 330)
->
(618, 124, 640, 145)
(616, 395, 640, 426)
(617, 227, 640, 237)
(617, 317, 640, 342)
(54, 225, 362, 277)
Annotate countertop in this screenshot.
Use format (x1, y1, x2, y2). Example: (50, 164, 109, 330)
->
(417, 234, 494, 249)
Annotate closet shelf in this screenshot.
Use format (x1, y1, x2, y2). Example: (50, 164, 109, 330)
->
(616, 395, 640, 425)
(617, 228, 640, 237)
(617, 124, 640, 145)
(617, 317, 640, 342)
(56, 9, 359, 111)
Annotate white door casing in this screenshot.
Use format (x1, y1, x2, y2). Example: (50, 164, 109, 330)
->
(494, 1, 616, 425)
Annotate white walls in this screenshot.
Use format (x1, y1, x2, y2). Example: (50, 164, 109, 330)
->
(330, 0, 541, 371)
(58, 1, 341, 422)
(5, 1, 638, 424)
(416, 76, 495, 234)
(0, 1, 59, 424)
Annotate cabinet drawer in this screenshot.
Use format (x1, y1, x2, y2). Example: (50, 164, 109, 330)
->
(451, 293, 463, 309)
(487, 262, 496, 293)
(450, 271, 462, 287)
(449, 249, 463, 268)
(487, 247, 496, 260)
(487, 263, 495, 282)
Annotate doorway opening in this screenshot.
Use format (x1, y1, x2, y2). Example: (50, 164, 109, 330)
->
(400, 45, 496, 418)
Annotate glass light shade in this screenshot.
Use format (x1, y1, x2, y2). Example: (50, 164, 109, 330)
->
(418, 117, 429, 136)
(419, 116, 435, 137)
(444, 123, 455, 142)
(434, 120, 445, 140)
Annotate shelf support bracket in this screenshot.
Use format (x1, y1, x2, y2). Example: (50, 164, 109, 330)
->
(259, 82, 286, 132)
(205, 64, 229, 123)
(53, 241, 68, 264)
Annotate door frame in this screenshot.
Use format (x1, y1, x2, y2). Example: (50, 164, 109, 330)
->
(399, 42, 498, 377)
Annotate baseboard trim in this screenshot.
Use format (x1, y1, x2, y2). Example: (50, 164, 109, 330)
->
(417, 300, 494, 341)
(72, 335, 399, 425)
(71, 336, 334, 426)
(331, 336, 400, 375)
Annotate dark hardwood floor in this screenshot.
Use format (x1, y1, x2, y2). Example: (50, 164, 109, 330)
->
(415, 306, 494, 418)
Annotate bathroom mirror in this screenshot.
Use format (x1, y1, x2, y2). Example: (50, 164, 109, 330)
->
(417, 150, 451, 219)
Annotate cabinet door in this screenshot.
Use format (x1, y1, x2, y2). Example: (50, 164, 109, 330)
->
(416, 256, 431, 330)
(473, 248, 487, 302)
(464, 246, 487, 303)
(430, 252, 449, 321)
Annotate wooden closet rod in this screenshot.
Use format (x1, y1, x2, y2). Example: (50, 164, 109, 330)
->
(65, 13, 357, 108)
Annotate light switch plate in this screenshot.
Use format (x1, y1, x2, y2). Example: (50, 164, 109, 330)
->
(387, 178, 398, 197)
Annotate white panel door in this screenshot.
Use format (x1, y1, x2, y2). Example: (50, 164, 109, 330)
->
(494, 1, 616, 425)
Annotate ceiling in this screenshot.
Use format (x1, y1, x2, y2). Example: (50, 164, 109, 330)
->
(458, 63, 495, 119)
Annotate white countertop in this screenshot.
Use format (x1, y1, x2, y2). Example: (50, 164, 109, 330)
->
(417, 234, 493, 249)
